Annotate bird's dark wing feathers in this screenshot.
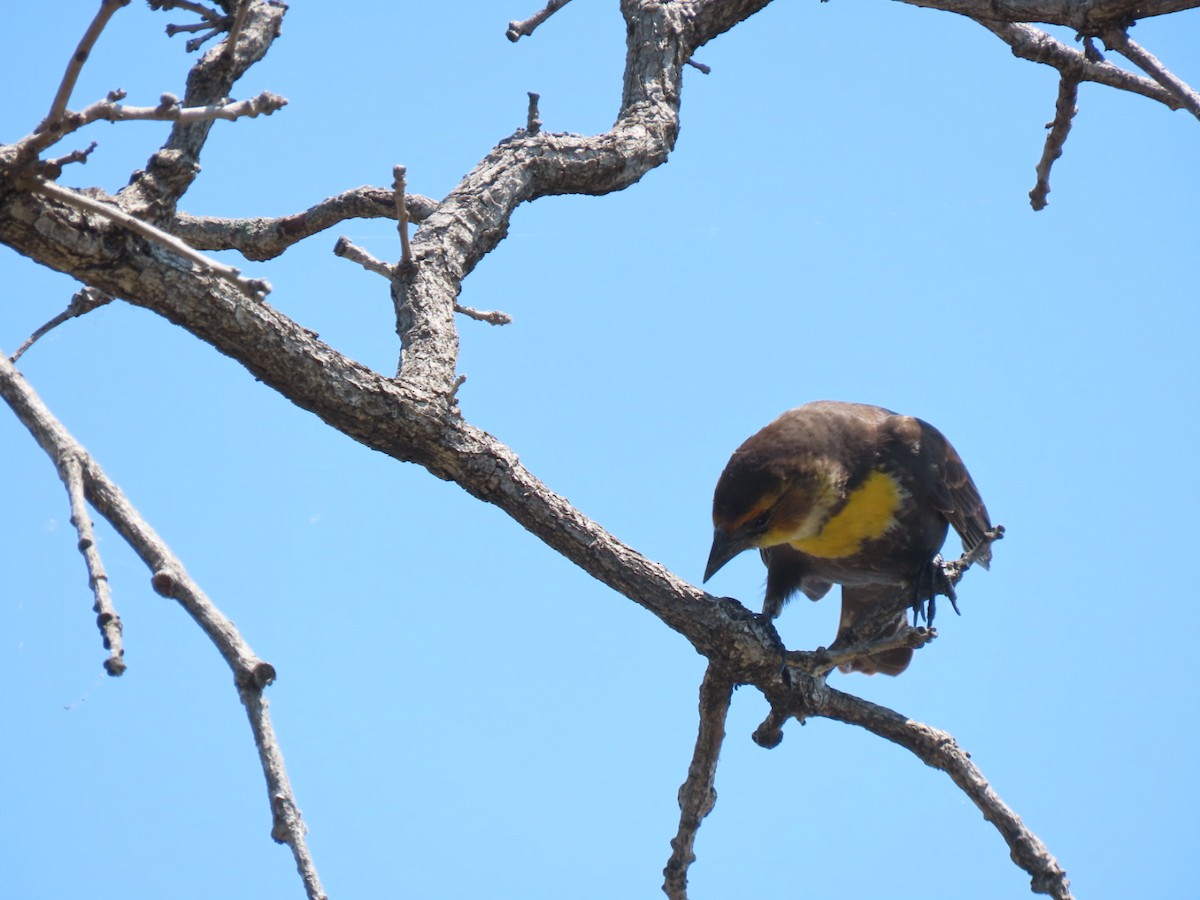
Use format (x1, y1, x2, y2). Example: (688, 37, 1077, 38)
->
(884, 414, 992, 565)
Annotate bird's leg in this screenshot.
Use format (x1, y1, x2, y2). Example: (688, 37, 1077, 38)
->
(911, 555, 960, 627)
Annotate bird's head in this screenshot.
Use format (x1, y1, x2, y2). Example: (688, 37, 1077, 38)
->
(703, 455, 830, 583)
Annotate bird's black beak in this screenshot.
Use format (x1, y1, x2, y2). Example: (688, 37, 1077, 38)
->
(704, 527, 745, 583)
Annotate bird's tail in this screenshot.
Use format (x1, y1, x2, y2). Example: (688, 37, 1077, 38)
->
(834, 584, 913, 676)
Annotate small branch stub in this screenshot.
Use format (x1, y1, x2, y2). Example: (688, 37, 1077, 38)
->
(527, 92, 542, 134)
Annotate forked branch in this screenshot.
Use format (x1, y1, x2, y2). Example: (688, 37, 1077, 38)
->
(0, 351, 327, 900)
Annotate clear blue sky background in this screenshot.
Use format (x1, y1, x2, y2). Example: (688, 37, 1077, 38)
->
(3, 3, 1198, 899)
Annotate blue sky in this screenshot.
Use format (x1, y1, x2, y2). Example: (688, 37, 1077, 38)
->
(3, 2, 1198, 899)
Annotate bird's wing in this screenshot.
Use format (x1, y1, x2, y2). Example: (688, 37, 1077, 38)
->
(885, 414, 993, 565)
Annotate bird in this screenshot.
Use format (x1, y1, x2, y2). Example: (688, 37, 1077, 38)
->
(703, 400, 993, 676)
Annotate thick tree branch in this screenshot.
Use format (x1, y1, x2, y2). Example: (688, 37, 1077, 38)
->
(0, 352, 327, 900)
(19, 177, 270, 299)
(897, 0, 1200, 31)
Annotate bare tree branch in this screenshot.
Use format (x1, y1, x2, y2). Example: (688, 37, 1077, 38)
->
(38, 0, 131, 135)
(898, 0, 1200, 31)
(1030, 73, 1081, 210)
(333, 235, 396, 279)
(786, 625, 939, 676)
(19, 90, 287, 160)
(224, 0, 252, 56)
(19, 177, 270, 299)
(334, 236, 512, 324)
(1101, 26, 1200, 114)
(664, 665, 734, 900)
(39, 141, 98, 179)
(812, 685, 1075, 900)
(507, 0, 575, 41)
(0, 351, 328, 900)
(977, 19, 1193, 111)
(116, 0, 288, 220)
(172, 187, 437, 261)
(150, 0, 224, 24)
(62, 454, 126, 676)
(10, 287, 113, 363)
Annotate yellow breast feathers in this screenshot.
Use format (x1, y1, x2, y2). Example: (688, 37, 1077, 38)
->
(788, 469, 903, 558)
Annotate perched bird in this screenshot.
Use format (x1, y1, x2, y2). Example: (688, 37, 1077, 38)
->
(703, 401, 993, 676)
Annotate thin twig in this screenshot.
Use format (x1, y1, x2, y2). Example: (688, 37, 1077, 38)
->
(39, 141, 98, 179)
(0, 352, 327, 900)
(153, 0, 230, 51)
(20, 91, 288, 159)
(1101, 27, 1200, 116)
(941, 525, 1005, 584)
(224, 0, 251, 57)
(663, 665, 733, 900)
(21, 177, 270, 299)
(393, 165, 414, 269)
(684, 58, 711, 74)
(62, 454, 126, 675)
(506, 0, 574, 41)
(149, 0, 223, 22)
(39, 0, 131, 135)
(334, 238, 511, 324)
(11, 287, 113, 362)
(166, 19, 217, 35)
(186, 26, 226, 52)
(785, 626, 938, 677)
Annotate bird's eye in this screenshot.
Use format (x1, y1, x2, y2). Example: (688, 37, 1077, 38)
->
(747, 510, 771, 532)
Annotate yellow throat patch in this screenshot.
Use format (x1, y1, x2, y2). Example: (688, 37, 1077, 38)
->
(788, 469, 902, 558)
